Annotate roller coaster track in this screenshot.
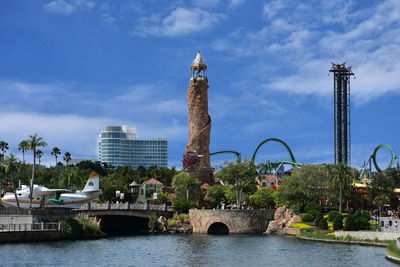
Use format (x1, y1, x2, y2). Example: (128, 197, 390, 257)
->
(251, 138, 296, 163)
(210, 150, 241, 163)
(371, 144, 398, 172)
(359, 144, 399, 179)
(211, 138, 300, 175)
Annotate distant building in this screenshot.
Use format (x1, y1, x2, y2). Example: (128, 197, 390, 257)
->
(129, 178, 164, 204)
(97, 126, 168, 169)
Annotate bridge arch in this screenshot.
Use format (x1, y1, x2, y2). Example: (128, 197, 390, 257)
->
(207, 222, 229, 234)
(251, 138, 296, 163)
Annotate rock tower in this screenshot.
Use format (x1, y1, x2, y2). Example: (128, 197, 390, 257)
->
(185, 51, 214, 184)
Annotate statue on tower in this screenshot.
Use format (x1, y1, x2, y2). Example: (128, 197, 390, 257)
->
(184, 51, 214, 184)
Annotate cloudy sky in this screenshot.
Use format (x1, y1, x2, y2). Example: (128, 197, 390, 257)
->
(0, 0, 399, 170)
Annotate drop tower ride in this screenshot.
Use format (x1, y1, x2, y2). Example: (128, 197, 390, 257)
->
(330, 63, 354, 165)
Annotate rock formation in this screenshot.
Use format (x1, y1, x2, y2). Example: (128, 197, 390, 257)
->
(185, 51, 213, 185)
(265, 206, 302, 234)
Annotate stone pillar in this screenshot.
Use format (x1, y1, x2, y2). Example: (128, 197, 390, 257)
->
(185, 51, 214, 185)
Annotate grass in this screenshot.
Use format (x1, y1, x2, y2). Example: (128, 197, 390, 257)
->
(299, 230, 388, 245)
(387, 241, 400, 258)
(167, 213, 190, 228)
(290, 223, 314, 229)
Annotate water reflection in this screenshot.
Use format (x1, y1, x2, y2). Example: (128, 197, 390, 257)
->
(0, 234, 396, 267)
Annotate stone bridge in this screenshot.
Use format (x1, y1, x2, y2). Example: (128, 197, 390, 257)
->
(72, 203, 173, 233)
(72, 203, 173, 219)
(189, 209, 275, 234)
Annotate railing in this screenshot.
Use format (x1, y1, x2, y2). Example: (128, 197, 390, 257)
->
(0, 222, 60, 232)
(76, 203, 172, 212)
(0, 208, 70, 216)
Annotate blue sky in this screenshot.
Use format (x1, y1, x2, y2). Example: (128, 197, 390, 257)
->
(0, 0, 399, 170)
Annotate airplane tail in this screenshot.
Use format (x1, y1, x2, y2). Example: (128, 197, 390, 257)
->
(83, 172, 100, 192)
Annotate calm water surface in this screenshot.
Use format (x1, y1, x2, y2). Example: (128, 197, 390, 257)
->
(0, 235, 395, 267)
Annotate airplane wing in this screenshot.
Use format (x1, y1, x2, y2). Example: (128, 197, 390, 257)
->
(33, 187, 71, 196)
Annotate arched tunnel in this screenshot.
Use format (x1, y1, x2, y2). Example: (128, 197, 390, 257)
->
(97, 215, 149, 234)
(207, 222, 229, 235)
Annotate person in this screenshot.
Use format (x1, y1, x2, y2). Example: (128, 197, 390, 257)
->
(395, 221, 398, 230)
(389, 220, 393, 227)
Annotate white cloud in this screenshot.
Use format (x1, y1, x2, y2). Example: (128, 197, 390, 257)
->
(134, 7, 225, 37)
(43, 0, 76, 15)
(43, 0, 95, 15)
(228, 0, 246, 9)
(263, 0, 286, 19)
(213, 0, 400, 105)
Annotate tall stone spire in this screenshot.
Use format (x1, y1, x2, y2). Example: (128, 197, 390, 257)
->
(185, 51, 213, 184)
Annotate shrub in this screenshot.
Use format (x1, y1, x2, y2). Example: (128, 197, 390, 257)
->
(333, 215, 343, 230)
(344, 214, 358, 231)
(302, 213, 315, 222)
(354, 210, 370, 221)
(305, 202, 322, 213)
(322, 205, 338, 213)
(172, 198, 197, 213)
(173, 214, 190, 223)
(148, 215, 160, 233)
(328, 210, 342, 222)
(318, 218, 329, 230)
(167, 220, 177, 228)
(307, 209, 320, 218)
(315, 214, 324, 225)
(356, 216, 370, 230)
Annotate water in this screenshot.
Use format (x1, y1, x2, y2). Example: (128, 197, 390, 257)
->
(0, 235, 395, 267)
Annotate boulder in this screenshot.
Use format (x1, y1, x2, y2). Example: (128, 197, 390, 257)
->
(265, 207, 302, 235)
(274, 206, 286, 221)
(157, 216, 168, 232)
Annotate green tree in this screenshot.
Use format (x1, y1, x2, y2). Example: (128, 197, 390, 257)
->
(215, 159, 258, 208)
(327, 163, 355, 213)
(277, 164, 330, 212)
(171, 172, 200, 202)
(51, 147, 61, 166)
(27, 134, 47, 208)
(0, 141, 9, 160)
(2, 153, 20, 209)
(18, 140, 30, 163)
(157, 191, 170, 204)
(36, 149, 44, 165)
(205, 184, 228, 208)
(249, 187, 276, 209)
(368, 169, 398, 214)
(63, 152, 72, 166)
(60, 166, 84, 189)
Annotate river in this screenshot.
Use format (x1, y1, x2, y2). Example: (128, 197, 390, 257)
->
(0, 235, 395, 267)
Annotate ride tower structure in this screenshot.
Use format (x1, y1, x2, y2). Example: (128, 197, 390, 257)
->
(330, 63, 354, 165)
(185, 51, 214, 185)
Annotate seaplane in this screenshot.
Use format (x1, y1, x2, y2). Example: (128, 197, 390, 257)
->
(1, 172, 102, 209)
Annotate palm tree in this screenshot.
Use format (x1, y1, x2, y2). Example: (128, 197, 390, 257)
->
(328, 163, 354, 213)
(63, 152, 72, 166)
(27, 134, 47, 208)
(36, 150, 44, 165)
(18, 140, 30, 163)
(3, 153, 20, 209)
(0, 141, 9, 159)
(51, 147, 61, 166)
